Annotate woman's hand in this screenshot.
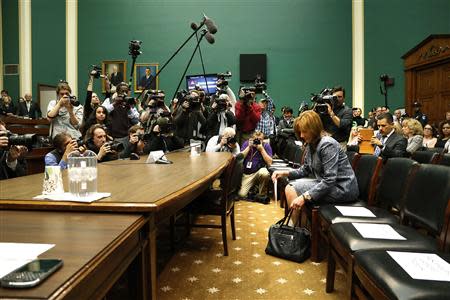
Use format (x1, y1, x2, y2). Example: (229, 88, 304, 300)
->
(271, 170, 289, 182)
(290, 195, 305, 210)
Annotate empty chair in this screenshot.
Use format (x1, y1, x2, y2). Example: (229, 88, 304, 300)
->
(326, 164, 450, 299)
(411, 150, 440, 164)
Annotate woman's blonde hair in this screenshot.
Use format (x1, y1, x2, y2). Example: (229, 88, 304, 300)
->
(404, 118, 423, 136)
(294, 110, 324, 143)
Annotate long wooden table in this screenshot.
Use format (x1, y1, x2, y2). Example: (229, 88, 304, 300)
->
(0, 151, 232, 299)
(0, 210, 148, 300)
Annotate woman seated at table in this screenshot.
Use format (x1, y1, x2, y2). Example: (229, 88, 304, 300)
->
(271, 110, 359, 225)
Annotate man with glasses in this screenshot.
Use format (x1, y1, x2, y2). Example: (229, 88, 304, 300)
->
(322, 86, 353, 149)
(47, 81, 83, 140)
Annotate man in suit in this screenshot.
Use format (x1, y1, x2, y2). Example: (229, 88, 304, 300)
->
(371, 112, 407, 160)
(138, 67, 155, 90)
(109, 65, 123, 87)
(16, 93, 42, 119)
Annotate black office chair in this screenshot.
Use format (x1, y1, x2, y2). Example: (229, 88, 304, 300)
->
(439, 153, 450, 166)
(326, 164, 450, 299)
(411, 150, 440, 164)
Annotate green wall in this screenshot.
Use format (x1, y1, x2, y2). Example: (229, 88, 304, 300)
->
(78, 0, 352, 112)
(2, 0, 19, 100)
(31, 0, 66, 102)
(364, 0, 450, 112)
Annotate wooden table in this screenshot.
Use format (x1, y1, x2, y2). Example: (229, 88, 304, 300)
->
(0, 210, 148, 300)
(0, 151, 232, 299)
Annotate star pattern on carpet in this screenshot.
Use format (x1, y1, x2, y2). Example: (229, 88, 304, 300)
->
(252, 253, 261, 258)
(303, 288, 315, 295)
(193, 259, 203, 264)
(187, 276, 198, 282)
(251, 241, 259, 245)
(233, 247, 242, 251)
(212, 267, 222, 273)
(160, 285, 172, 292)
(311, 262, 321, 266)
(272, 261, 282, 266)
(233, 260, 242, 265)
(215, 253, 223, 257)
(170, 267, 180, 272)
(276, 278, 288, 284)
(253, 268, 264, 274)
(256, 288, 267, 294)
(207, 287, 220, 294)
(295, 268, 305, 275)
(232, 277, 243, 283)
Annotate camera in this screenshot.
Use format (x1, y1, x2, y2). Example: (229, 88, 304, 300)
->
(253, 138, 261, 145)
(90, 65, 102, 79)
(0, 130, 36, 149)
(69, 95, 80, 106)
(129, 40, 142, 58)
(116, 94, 135, 106)
(227, 136, 237, 145)
(104, 141, 124, 152)
(254, 77, 267, 93)
(217, 71, 232, 88)
(215, 97, 228, 111)
(311, 88, 337, 115)
(176, 90, 189, 103)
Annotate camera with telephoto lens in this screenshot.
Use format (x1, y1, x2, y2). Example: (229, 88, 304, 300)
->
(311, 88, 337, 115)
(69, 95, 80, 106)
(215, 97, 228, 111)
(0, 130, 36, 149)
(104, 140, 124, 152)
(90, 65, 102, 79)
(129, 40, 142, 58)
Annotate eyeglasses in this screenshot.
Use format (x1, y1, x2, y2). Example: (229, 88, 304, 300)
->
(424, 127, 432, 130)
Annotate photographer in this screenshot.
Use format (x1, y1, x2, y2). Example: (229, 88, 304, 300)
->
(238, 131, 273, 203)
(47, 81, 83, 140)
(120, 124, 145, 159)
(173, 90, 207, 145)
(84, 124, 120, 162)
(255, 95, 276, 138)
(319, 86, 353, 148)
(82, 67, 111, 127)
(102, 82, 140, 142)
(277, 106, 294, 133)
(206, 127, 240, 155)
(0, 121, 28, 180)
(143, 116, 184, 153)
(140, 90, 170, 134)
(44, 132, 78, 169)
(235, 88, 261, 145)
(205, 94, 236, 139)
(216, 73, 237, 113)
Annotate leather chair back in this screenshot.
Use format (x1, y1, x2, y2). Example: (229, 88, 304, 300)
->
(345, 151, 360, 170)
(411, 150, 440, 164)
(439, 153, 450, 166)
(374, 157, 418, 210)
(353, 155, 383, 204)
(401, 164, 450, 236)
(225, 153, 245, 210)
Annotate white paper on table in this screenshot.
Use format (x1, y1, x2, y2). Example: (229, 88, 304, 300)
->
(335, 206, 376, 217)
(387, 251, 450, 282)
(33, 192, 111, 203)
(0, 242, 55, 278)
(352, 223, 406, 240)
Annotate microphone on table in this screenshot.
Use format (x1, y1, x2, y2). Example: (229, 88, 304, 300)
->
(148, 142, 204, 164)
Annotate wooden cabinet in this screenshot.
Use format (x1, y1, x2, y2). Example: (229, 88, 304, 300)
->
(402, 34, 450, 127)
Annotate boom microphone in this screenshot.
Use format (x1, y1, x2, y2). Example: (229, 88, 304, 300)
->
(204, 31, 215, 44)
(203, 14, 217, 34)
(190, 22, 199, 30)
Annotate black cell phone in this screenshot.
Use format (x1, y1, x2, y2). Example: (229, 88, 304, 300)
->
(0, 259, 63, 288)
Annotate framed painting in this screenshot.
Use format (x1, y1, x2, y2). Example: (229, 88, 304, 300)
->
(102, 60, 127, 92)
(134, 63, 159, 92)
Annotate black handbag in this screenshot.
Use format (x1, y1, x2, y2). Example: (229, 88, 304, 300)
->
(265, 209, 311, 263)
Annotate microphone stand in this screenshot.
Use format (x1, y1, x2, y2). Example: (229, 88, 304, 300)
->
(379, 81, 389, 108)
(195, 32, 210, 95)
(135, 27, 205, 103)
(171, 30, 209, 102)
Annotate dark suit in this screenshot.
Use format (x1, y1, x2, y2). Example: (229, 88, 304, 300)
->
(110, 72, 123, 86)
(16, 101, 42, 119)
(139, 74, 155, 90)
(380, 132, 407, 160)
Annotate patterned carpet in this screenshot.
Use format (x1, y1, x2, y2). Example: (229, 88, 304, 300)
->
(156, 200, 346, 300)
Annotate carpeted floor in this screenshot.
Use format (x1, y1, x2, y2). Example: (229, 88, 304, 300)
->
(156, 200, 346, 300)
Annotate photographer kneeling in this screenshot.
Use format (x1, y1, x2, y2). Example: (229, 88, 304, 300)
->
(206, 127, 240, 155)
(272, 110, 358, 226)
(238, 131, 273, 203)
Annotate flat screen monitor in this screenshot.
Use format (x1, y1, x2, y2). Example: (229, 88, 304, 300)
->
(186, 74, 217, 95)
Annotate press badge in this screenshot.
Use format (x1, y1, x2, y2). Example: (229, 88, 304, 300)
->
(246, 161, 252, 169)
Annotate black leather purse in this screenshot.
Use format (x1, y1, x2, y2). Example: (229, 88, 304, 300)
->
(265, 209, 311, 263)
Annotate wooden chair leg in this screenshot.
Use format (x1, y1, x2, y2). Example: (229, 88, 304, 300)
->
(230, 208, 236, 240)
(326, 247, 336, 293)
(221, 215, 229, 256)
(310, 208, 320, 262)
(345, 259, 354, 300)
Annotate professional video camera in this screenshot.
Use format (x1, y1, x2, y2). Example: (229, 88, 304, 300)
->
(215, 95, 228, 111)
(216, 71, 232, 88)
(0, 130, 36, 149)
(145, 90, 166, 112)
(69, 95, 80, 107)
(186, 92, 201, 111)
(311, 88, 337, 115)
(129, 40, 142, 58)
(90, 65, 102, 79)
